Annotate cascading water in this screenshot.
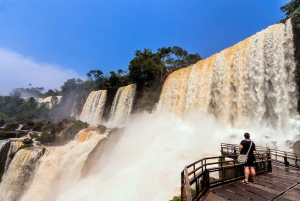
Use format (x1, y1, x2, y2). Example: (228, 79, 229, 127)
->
(18, 128, 106, 201)
(70, 94, 78, 117)
(0, 20, 298, 201)
(5, 141, 23, 171)
(79, 90, 107, 126)
(0, 149, 44, 201)
(108, 84, 136, 127)
(0, 140, 10, 172)
(157, 20, 297, 131)
(38, 96, 62, 109)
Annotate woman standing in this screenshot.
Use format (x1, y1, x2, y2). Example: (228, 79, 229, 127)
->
(239, 132, 256, 184)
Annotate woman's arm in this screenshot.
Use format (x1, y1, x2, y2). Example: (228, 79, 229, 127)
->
(239, 144, 243, 150)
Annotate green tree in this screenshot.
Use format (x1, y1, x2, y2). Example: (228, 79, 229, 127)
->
(129, 49, 165, 90)
(280, 0, 300, 22)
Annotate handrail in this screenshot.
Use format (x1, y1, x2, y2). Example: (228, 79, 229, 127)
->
(270, 149, 300, 168)
(181, 144, 272, 201)
(221, 143, 300, 168)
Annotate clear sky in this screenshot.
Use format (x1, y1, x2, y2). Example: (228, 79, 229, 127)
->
(0, 0, 290, 95)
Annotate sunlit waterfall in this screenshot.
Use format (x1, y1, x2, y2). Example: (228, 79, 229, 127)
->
(0, 20, 298, 201)
(157, 20, 297, 131)
(0, 149, 44, 201)
(19, 128, 106, 201)
(79, 90, 107, 125)
(108, 84, 136, 127)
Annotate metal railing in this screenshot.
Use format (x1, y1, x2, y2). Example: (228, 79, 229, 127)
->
(221, 143, 300, 169)
(270, 149, 300, 168)
(181, 143, 272, 201)
(221, 143, 270, 156)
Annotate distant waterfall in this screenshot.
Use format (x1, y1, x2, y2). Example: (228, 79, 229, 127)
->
(0, 149, 44, 201)
(157, 20, 297, 129)
(79, 90, 107, 126)
(38, 96, 62, 109)
(70, 94, 78, 117)
(108, 84, 136, 126)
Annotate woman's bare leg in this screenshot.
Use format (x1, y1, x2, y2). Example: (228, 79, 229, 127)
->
(244, 166, 250, 181)
(250, 166, 256, 182)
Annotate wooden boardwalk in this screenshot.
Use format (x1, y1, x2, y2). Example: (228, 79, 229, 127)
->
(204, 163, 300, 201)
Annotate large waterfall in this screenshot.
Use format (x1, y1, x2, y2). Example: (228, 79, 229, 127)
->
(0, 20, 299, 201)
(17, 129, 105, 201)
(108, 84, 136, 127)
(0, 149, 44, 201)
(79, 90, 107, 125)
(157, 20, 297, 130)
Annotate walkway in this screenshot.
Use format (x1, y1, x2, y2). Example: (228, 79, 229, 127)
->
(204, 163, 300, 201)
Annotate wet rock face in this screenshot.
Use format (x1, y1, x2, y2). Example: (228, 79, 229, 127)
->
(293, 140, 300, 151)
(0, 119, 5, 127)
(97, 125, 106, 134)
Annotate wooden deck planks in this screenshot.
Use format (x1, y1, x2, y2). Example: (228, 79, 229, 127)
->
(204, 163, 300, 201)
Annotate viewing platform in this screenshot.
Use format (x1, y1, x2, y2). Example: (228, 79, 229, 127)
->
(180, 144, 300, 201)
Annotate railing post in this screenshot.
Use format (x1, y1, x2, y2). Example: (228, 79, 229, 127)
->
(267, 152, 272, 172)
(184, 168, 192, 201)
(181, 171, 185, 201)
(284, 152, 289, 166)
(204, 169, 210, 189)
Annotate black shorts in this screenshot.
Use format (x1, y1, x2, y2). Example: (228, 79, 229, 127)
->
(244, 155, 255, 167)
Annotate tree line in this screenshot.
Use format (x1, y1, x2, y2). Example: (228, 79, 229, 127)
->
(0, 46, 202, 124)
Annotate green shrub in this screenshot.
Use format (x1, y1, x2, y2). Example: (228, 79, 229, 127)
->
(32, 122, 44, 132)
(3, 123, 19, 131)
(72, 120, 89, 133)
(42, 123, 57, 135)
(23, 138, 33, 144)
(38, 131, 55, 144)
(17, 144, 31, 151)
(30, 133, 39, 139)
(22, 121, 35, 130)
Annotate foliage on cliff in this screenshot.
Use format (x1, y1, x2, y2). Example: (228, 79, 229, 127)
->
(280, 0, 300, 23)
(280, 0, 300, 112)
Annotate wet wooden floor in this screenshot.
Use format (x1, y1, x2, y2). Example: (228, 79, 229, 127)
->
(204, 163, 300, 201)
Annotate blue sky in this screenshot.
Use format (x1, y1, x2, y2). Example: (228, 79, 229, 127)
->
(0, 0, 290, 95)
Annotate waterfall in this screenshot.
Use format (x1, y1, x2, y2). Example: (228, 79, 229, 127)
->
(0, 149, 44, 201)
(5, 141, 23, 171)
(79, 90, 107, 126)
(157, 20, 297, 130)
(0, 20, 298, 201)
(108, 84, 136, 126)
(0, 140, 10, 168)
(70, 94, 78, 117)
(18, 128, 105, 201)
(38, 96, 62, 109)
